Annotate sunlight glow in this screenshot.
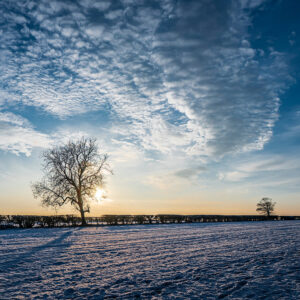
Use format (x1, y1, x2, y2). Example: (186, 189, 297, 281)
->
(95, 188, 105, 201)
(95, 188, 112, 205)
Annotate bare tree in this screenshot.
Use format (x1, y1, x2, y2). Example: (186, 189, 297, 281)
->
(32, 137, 111, 225)
(256, 197, 276, 217)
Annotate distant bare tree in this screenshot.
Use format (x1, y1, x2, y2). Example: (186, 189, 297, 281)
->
(256, 197, 276, 217)
(32, 137, 111, 225)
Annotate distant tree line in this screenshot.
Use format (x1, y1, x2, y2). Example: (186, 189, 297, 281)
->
(1, 214, 299, 229)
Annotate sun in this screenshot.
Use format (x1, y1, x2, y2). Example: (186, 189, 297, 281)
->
(95, 188, 112, 204)
(95, 188, 105, 201)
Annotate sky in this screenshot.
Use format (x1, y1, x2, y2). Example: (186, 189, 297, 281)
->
(0, 0, 299, 216)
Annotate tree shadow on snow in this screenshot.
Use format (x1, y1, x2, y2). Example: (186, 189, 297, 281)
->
(0, 228, 82, 271)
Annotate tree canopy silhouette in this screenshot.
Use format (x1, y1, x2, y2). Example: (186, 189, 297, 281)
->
(32, 137, 111, 225)
(256, 197, 276, 217)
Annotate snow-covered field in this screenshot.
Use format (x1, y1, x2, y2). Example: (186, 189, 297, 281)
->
(0, 221, 299, 299)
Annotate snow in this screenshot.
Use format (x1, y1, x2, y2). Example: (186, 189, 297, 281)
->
(0, 221, 299, 299)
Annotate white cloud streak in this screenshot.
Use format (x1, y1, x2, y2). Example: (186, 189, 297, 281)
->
(218, 155, 300, 188)
(0, 112, 50, 156)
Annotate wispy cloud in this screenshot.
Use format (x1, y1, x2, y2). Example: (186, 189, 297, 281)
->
(0, 112, 90, 156)
(218, 154, 300, 188)
(0, 112, 50, 156)
(173, 166, 206, 179)
(0, 0, 293, 158)
(218, 171, 250, 182)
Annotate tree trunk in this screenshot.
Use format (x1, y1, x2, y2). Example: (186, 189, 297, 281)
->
(80, 207, 87, 226)
(77, 193, 87, 226)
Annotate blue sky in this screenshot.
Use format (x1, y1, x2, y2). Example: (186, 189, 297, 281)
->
(0, 0, 299, 215)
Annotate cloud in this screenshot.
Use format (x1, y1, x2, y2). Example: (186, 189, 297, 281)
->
(174, 166, 206, 179)
(218, 171, 249, 182)
(288, 31, 296, 46)
(0, 112, 31, 127)
(0, 0, 293, 158)
(237, 158, 300, 173)
(0, 113, 90, 156)
(0, 113, 51, 156)
(144, 164, 207, 190)
(218, 154, 300, 183)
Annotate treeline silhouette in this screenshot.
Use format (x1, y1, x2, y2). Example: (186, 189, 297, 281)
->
(0, 214, 299, 229)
